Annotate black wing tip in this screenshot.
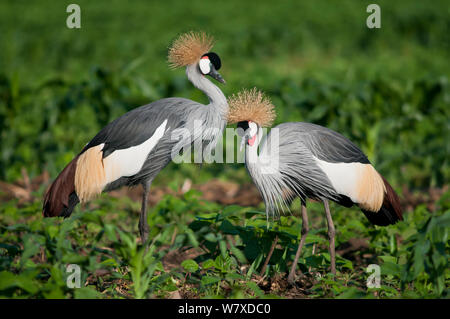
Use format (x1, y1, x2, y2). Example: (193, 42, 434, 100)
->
(43, 192, 79, 218)
(61, 192, 80, 218)
(362, 206, 402, 226)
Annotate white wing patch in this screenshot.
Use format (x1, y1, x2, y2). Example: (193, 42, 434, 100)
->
(314, 157, 361, 203)
(103, 119, 168, 183)
(314, 156, 386, 211)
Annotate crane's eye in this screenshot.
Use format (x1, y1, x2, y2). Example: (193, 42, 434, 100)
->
(199, 57, 211, 75)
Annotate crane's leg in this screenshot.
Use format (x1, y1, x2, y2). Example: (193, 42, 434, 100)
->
(260, 234, 278, 276)
(139, 181, 152, 245)
(323, 200, 336, 276)
(288, 202, 309, 285)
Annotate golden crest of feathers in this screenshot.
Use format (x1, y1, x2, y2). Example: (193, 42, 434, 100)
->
(227, 88, 276, 127)
(168, 31, 214, 68)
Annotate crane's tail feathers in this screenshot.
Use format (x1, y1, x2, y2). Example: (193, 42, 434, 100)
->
(362, 175, 403, 226)
(43, 156, 80, 217)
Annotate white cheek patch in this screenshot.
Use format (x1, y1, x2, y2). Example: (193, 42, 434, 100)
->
(249, 121, 258, 137)
(199, 58, 211, 75)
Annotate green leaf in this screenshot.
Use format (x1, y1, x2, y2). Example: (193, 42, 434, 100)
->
(336, 287, 366, 299)
(246, 253, 263, 280)
(181, 259, 199, 273)
(43, 287, 65, 299)
(229, 243, 248, 264)
(0, 271, 16, 291)
(204, 233, 217, 242)
(305, 254, 325, 268)
(246, 281, 264, 298)
(336, 256, 353, 270)
(74, 286, 102, 299)
(379, 255, 397, 264)
(381, 262, 401, 277)
(104, 224, 117, 241)
(202, 259, 216, 270)
(220, 219, 239, 235)
(186, 228, 199, 247)
(46, 225, 59, 239)
(201, 275, 221, 286)
(219, 240, 228, 258)
(100, 258, 119, 268)
(221, 205, 243, 217)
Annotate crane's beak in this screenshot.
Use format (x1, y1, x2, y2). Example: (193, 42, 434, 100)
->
(209, 68, 226, 84)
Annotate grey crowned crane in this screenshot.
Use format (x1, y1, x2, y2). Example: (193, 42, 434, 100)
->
(227, 89, 402, 283)
(43, 32, 228, 243)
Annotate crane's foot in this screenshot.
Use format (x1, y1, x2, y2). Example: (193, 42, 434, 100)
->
(287, 272, 297, 286)
(287, 265, 308, 286)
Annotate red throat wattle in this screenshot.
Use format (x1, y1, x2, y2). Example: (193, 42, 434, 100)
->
(248, 135, 257, 146)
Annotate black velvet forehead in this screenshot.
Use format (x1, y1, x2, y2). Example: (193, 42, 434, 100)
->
(202, 52, 221, 70)
(237, 121, 249, 131)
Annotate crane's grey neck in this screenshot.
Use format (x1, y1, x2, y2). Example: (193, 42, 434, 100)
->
(186, 64, 228, 116)
(244, 129, 289, 218)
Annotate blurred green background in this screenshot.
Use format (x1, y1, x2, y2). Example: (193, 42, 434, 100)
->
(0, 0, 448, 189)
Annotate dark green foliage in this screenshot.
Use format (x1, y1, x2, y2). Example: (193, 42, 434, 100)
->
(0, 189, 448, 298)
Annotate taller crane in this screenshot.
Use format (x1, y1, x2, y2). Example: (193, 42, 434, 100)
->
(43, 32, 228, 244)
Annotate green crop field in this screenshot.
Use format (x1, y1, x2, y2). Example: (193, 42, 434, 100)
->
(0, 0, 448, 299)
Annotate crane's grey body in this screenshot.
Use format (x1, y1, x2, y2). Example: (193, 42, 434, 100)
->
(240, 118, 401, 282)
(245, 121, 368, 218)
